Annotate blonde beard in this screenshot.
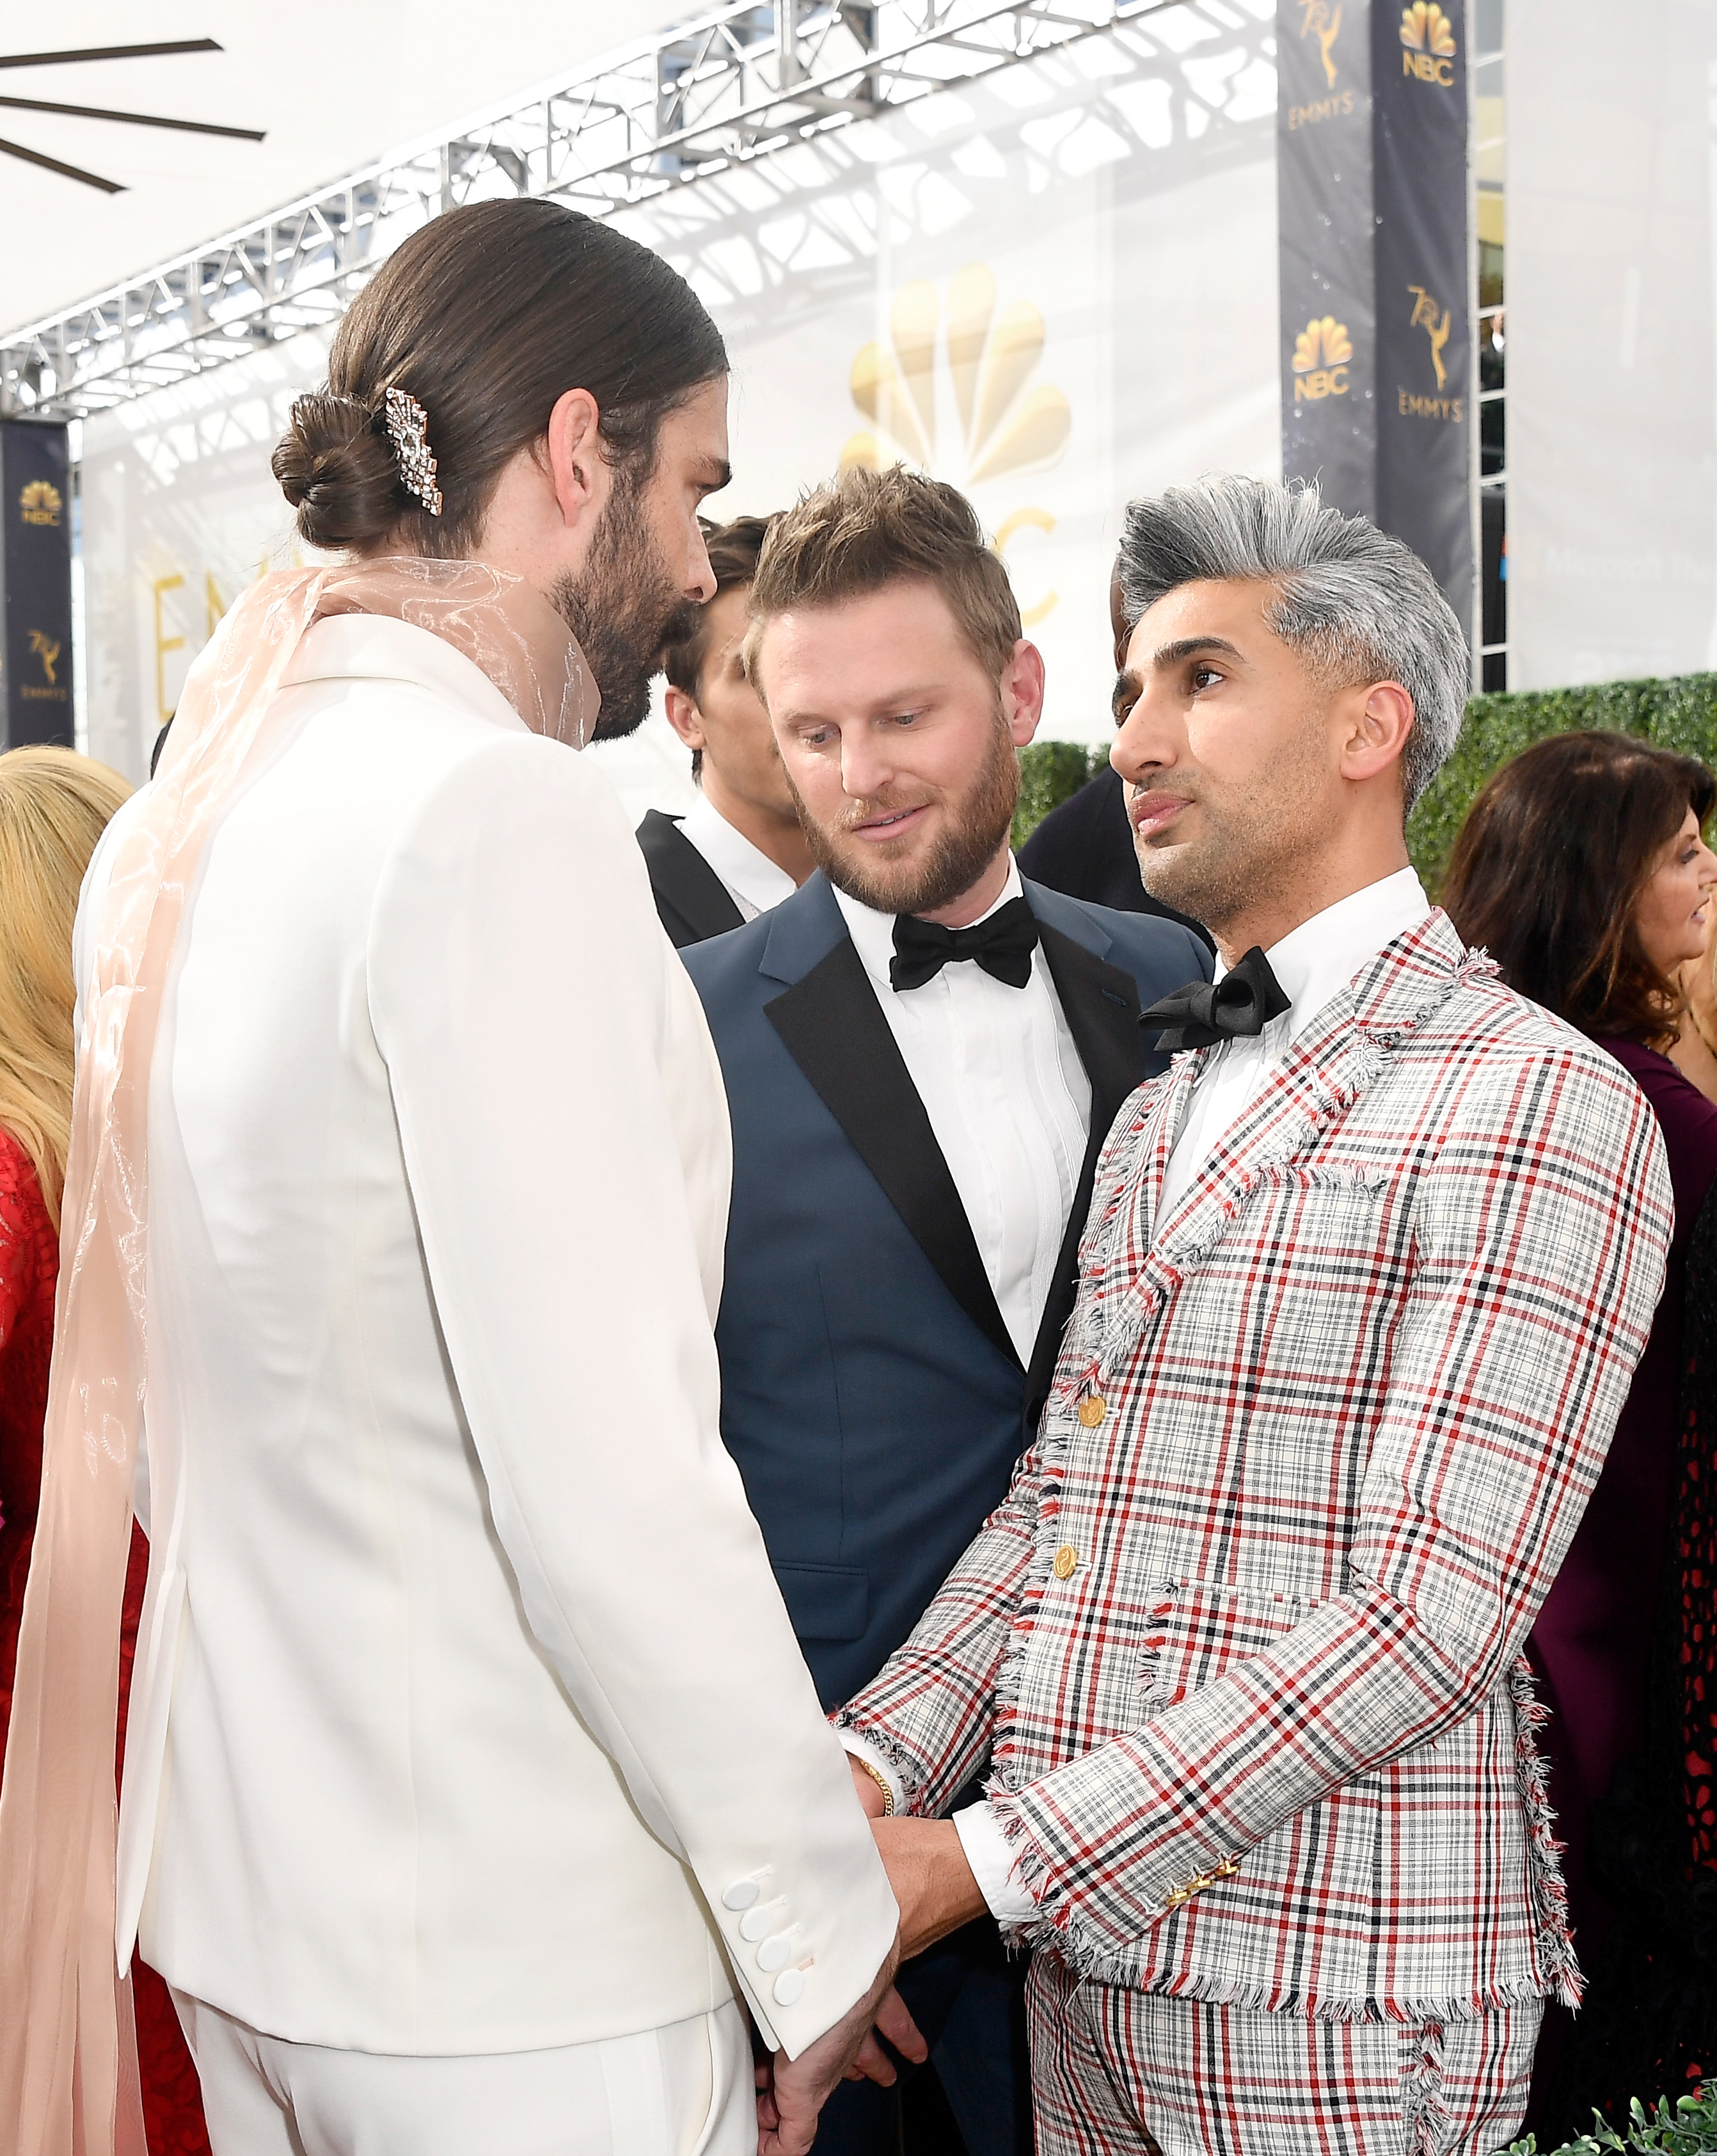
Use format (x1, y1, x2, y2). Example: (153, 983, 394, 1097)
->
(795, 718, 1020, 917)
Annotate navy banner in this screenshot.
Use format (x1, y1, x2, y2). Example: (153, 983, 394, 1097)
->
(0, 420, 75, 752)
(1278, 0, 1474, 647)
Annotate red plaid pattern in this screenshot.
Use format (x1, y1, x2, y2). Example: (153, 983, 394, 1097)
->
(1028, 1954, 1541, 2155)
(838, 914, 1672, 2020)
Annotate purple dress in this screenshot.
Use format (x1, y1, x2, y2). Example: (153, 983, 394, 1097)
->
(1530, 1039, 1717, 1936)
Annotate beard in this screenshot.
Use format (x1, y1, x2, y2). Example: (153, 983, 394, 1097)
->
(1132, 713, 1329, 933)
(795, 711, 1020, 917)
(548, 479, 689, 741)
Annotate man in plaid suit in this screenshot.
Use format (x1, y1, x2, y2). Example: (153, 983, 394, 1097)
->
(834, 477, 1673, 2155)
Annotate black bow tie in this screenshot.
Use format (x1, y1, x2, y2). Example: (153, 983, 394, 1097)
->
(890, 896, 1040, 994)
(1138, 944, 1291, 1051)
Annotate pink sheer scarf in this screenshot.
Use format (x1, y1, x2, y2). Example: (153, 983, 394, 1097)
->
(0, 557, 597, 2156)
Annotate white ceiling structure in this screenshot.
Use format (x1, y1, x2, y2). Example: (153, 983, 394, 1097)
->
(0, 0, 692, 331)
(1, 0, 1230, 420)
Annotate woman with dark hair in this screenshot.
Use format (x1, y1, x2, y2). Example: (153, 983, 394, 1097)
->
(1442, 728, 1717, 2134)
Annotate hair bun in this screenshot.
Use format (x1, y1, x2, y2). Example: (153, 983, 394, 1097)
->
(271, 392, 402, 550)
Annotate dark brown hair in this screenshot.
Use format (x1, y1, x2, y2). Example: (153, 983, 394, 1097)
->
(1442, 729, 1717, 1048)
(271, 200, 726, 556)
(745, 466, 1021, 689)
(660, 514, 773, 779)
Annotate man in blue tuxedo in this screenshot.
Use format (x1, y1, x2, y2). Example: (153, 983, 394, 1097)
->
(682, 468, 1210, 2155)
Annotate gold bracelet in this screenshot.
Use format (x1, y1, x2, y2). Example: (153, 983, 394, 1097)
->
(853, 1754, 896, 1817)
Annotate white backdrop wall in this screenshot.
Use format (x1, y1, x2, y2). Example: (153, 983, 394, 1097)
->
(1508, 0, 1717, 688)
(79, 13, 1280, 810)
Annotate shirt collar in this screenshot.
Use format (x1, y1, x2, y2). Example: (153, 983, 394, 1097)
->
(678, 793, 800, 917)
(1231, 866, 1432, 1043)
(835, 858, 1026, 992)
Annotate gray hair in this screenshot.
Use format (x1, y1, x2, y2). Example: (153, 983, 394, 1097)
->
(1116, 475, 1469, 811)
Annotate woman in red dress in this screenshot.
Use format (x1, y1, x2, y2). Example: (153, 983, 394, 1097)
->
(0, 745, 210, 2156)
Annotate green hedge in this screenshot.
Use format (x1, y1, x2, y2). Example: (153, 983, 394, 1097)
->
(1015, 671, 1717, 896)
(1012, 740, 1102, 852)
(1497, 2089, 1717, 2153)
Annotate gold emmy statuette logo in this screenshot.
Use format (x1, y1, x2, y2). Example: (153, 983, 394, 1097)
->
(20, 629, 66, 702)
(1407, 285, 1451, 390)
(1298, 0, 1342, 90)
(1292, 315, 1353, 402)
(1398, 284, 1463, 421)
(18, 480, 62, 528)
(842, 265, 1072, 624)
(1400, 1, 1457, 84)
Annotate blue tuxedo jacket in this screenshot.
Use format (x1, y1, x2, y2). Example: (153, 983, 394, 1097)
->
(683, 872, 1210, 1709)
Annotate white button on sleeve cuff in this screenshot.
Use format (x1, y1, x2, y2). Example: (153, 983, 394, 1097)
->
(953, 1803, 1038, 1923)
(837, 1731, 905, 1814)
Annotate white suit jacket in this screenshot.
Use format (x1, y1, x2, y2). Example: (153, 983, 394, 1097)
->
(77, 614, 896, 2058)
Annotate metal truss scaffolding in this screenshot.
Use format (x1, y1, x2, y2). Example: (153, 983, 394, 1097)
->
(1, 0, 1260, 419)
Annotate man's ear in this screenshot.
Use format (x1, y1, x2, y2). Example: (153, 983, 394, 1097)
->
(1002, 639, 1047, 747)
(542, 387, 608, 532)
(1340, 680, 1414, 788)
(663, 685, 709, 754)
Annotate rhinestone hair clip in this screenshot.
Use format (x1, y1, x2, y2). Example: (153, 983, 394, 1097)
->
(382, 385, 443, 516)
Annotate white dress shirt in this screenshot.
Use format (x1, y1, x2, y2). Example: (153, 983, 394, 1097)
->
(1155, 866, 1432, 1222)
(678, 793, 798, 922)
(860, 866, 1434, 1921)
(832, 862, 1092, 1364)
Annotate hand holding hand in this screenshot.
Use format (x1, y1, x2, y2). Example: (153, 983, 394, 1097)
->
(756, 1944, 905, 2156)
(870, 1816, 986, 1962)
(843, 1986, 930, 2086)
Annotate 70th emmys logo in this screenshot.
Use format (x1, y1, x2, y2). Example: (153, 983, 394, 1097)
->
(1400, 2, 1457, 84)
(1286, 0, 1356, 127)
(18, 480, 61, 527)
(21, 630, 67, 702)
(1398, 284, 1464, 422)
(1292, 315, 1352, 402)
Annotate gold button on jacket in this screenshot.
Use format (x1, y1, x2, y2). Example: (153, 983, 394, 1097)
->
(1052, 1544, 1078, 1580)
(1077, 1395, 1107, 1429)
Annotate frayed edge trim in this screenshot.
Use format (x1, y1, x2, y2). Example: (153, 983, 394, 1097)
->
(1402, 2016, 1447, 2156)
(828, 1716, 930, 1811)
(1507, 1654, 1583, 2009)
(987, 1944, 1562, 2029)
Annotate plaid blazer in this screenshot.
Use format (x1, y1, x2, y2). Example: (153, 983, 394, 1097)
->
(838, 913, 1672, 2021)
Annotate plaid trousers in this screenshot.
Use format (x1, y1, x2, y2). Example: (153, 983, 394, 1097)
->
(1029, 1954, 1542, 2156)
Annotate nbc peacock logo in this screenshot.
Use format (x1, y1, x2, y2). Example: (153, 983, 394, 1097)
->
(841, 265, 1071, 488)
(1292, 315, 1353, 402)
(18, 480, 61, 527)
(1400, 1, 1457, 84)
(841, 265, 1072, 625)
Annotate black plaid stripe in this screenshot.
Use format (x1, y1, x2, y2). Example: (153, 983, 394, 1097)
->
(839, 915, 1671, 2018)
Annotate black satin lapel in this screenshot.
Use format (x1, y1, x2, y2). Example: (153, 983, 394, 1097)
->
(1023, 923, 1164, 1422)
(1036, 924, 1155, 1129)
(765, 937, 1020, 1370)
(636, 811, 745, 946)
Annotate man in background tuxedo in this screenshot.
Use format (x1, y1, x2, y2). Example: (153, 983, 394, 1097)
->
(638, 514, 814, 944)
(1018, 567, 1212, 947)
(682, 468, 1208, 2155)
